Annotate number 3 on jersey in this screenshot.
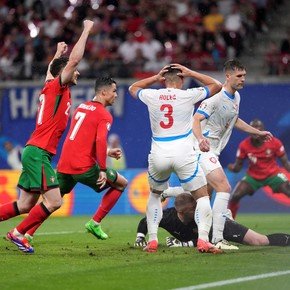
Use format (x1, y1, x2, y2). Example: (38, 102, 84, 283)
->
(160, 104, 173, 129)
(69, 111, 86, 140)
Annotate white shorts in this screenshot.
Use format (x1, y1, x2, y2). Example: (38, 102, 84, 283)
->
(199, 151, 222, 176)
(147, 153, 207, 192)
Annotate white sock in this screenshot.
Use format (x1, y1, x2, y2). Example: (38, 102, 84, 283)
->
(211, 192, 230, 244)
(13, 228, 23, 238)
(146, 192, 162, 242)
(91, 219, 100, 226)
(195, 196, 212, 242)
(163, 186, 185, 198)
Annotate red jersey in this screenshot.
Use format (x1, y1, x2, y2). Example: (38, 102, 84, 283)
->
(27, 77, 71, 155)
(57, 101, 113, 174)
(236, 137, 285, 180)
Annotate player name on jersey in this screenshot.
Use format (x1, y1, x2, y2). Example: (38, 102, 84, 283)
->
(159, 94, 176, 101)
(79, 103, 96, 111)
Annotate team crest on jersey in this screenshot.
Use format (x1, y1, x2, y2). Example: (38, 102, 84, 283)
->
(106, 122, 111, 131)
(209, 157, 217, 164)
(265, 149, 272, 156)
(50, 176, 55, 183)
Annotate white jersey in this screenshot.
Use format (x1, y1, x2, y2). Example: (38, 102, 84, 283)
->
(138, 87, 209, 156)
(194, 88, 240, 156)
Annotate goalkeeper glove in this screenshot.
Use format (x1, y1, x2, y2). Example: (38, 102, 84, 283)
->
(166, 236, 194, 247)
(134, 236, 147, 247)
(166, 237, 182, 247)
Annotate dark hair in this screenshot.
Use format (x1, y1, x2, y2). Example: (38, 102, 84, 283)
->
(163, 66, 183, 84)
(174, 193, 194, 211)
(223, 59, 245, 72)
(250, 118, 264, 129)
(50, 56, 69, 77)
(94, 76, 116, 93)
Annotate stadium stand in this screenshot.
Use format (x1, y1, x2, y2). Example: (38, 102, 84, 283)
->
(0, 0, 287, 80)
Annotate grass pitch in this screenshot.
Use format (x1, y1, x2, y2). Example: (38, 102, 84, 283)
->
(1, 214, 290, 290)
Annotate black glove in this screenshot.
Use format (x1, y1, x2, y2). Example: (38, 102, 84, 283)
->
(134, 236, 147, 247)
(166, 236, 182, 247)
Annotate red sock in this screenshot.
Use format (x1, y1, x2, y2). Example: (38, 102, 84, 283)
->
(93, 188, 123, 223)
(228, 200, 240, 219)
(26, 222, 42, 237)
(0, 201, 20, 221)
(16, 203, 51, 235)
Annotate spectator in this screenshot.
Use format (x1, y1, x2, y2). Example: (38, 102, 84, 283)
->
(280, 29, 290, 54)
(118, 33, 140, 64)
(223, 3, 244, 57)
(3, 141, 23, 170)
(107, 133, 127, 170)
(139, 30, 163, 62)
(203, 3, 224, 35)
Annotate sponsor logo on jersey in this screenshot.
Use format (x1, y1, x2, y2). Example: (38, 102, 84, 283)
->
(209, 157, 217, 163)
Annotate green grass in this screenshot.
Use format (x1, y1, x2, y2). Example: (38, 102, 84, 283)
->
(1, 214, 290, 290)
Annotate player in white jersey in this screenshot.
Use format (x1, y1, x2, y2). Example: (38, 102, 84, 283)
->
(163, 60, 272, 250)
(129, 64, 223, 253)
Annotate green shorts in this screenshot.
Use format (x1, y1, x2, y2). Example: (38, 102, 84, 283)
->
(18, 145, 58, 192)
(243, 173, 288, 193)
(57, 165, 118, 195)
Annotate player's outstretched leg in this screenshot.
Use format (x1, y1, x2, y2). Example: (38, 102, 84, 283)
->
(6, 231, 34, 254)
(85, 219, 108, 240)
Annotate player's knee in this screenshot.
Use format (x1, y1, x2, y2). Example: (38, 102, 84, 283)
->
(248, 235, 268, 246)
(118, 177, 128, 191)
(45, 195, 63, 211)
(113, 175, 128, 191)
(216, 181, 231, 193)
(18, 202, 34, 214)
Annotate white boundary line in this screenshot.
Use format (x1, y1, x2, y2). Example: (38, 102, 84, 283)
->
(173, 270, 290, 290)
(1, 230, 83, 236)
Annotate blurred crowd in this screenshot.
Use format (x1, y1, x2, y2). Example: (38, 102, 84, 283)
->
(0, 0, 286, 80)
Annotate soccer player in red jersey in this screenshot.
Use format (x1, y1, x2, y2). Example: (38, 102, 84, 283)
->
(228, 119, 290, 218)
(25, 77, 128, 242)
(1, 20, 94, 253)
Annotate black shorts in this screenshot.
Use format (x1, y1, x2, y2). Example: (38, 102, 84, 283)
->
(223, 218, 249, 244)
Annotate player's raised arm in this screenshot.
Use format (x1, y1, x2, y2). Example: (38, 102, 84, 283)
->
(45, 42, 68, 82)
(128, 65, 169, 98)
(60, 20, 94, 85)
(170, 63, 222, 97)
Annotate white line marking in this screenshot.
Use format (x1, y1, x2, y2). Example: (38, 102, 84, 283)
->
(34, 230, 84, 236)
(1, 230, 83, 237)
(173, 270, 290, 290)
